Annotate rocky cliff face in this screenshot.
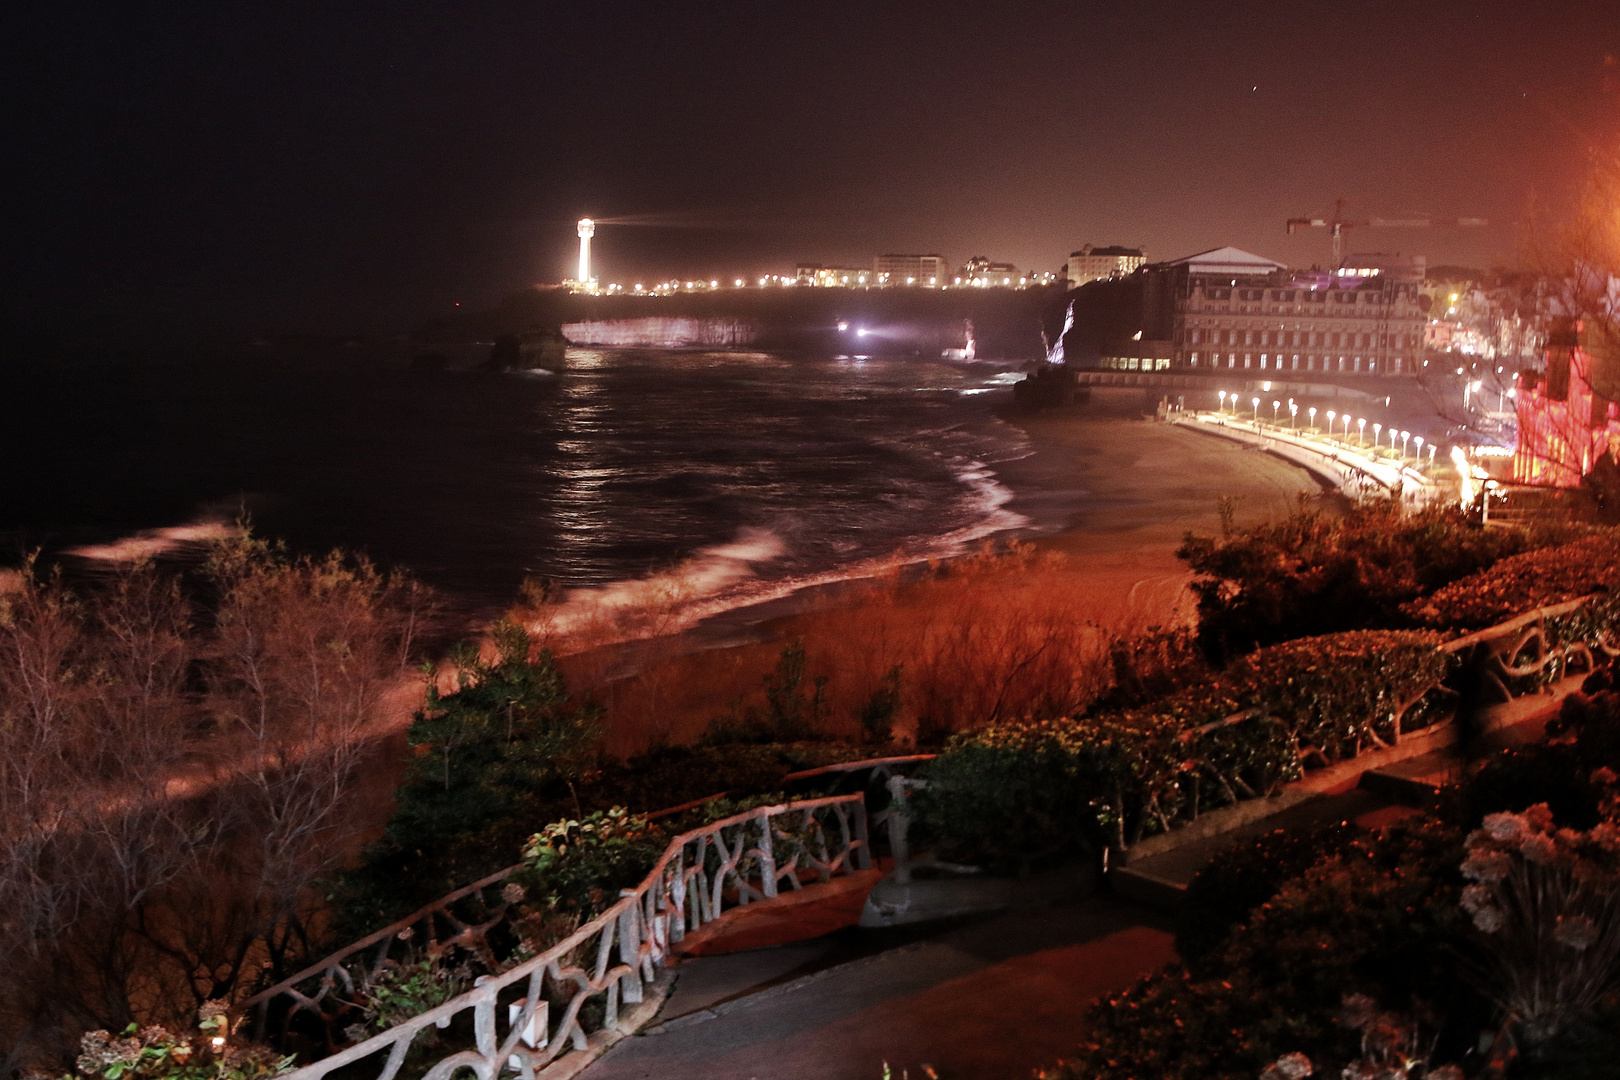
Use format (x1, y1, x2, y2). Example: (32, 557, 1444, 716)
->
(560, 317, 760, 348)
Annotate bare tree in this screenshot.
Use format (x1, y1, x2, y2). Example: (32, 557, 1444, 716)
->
(0, 540, 426, 1074)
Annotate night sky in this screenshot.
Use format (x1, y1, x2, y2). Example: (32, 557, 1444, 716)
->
(4, 1, 1618, 335)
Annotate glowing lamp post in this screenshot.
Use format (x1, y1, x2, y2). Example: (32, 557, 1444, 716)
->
(1414, 436, 1425, 468)
(1272, 400, 1280, 424)
(1373, 423, 1382, 451)
(1219, 390, 1228, 413)
(1357, 417, 1366, 446)
(1289, 400, 1298, 429)
(1308, 406, 1317, 429)
(1401, 430, 1411, 459)
(1428, 444, 1437, 465)
(576, 218, 595, 283)
(1251, 396, 1260, 422)
(1326, 410, 1336, 439)
(1342, 414, 1354, 440)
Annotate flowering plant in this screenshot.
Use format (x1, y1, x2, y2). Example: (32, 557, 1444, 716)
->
(1458, 797, 1620, 1045)
(62, 1003, 292, 1080)
(347, 927, 473, 1036)
(518, 807, 667, 919)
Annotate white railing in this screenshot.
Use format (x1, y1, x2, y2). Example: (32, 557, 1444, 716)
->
(245, 794, 870, 1080)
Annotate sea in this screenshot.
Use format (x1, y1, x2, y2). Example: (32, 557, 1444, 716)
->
(5, 345, 1055, 637)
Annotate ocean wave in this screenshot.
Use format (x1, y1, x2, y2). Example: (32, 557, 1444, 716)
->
(65, 521, 238, 563)
(529, 448, 1032, 653)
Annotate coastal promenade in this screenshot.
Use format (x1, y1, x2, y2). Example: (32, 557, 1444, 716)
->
(1170, 410, 1438, 500)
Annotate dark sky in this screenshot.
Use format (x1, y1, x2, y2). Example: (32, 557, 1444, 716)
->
(4, 1, 1618, 334)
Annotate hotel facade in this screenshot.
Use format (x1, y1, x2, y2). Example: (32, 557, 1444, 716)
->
(1078, 247, 1427, 378)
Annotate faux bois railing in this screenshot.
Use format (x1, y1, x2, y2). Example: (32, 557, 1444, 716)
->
(243, 793, 870, 1080)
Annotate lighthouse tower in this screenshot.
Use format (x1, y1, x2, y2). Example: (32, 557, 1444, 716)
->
(576, 218, 595, 285)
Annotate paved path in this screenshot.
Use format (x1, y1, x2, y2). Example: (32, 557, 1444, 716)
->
(585, 898, 1174, 1080)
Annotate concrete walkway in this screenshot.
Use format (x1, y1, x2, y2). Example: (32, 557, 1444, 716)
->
(585, 899, 1174, 1080)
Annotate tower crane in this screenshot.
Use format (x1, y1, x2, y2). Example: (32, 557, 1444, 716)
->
(1286, 198, 1487, 267)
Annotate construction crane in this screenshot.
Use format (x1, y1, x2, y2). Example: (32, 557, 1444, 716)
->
(1286, 198, 1487, 267)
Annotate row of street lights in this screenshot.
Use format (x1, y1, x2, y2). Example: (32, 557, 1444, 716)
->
(1215, 390, 1436, 465)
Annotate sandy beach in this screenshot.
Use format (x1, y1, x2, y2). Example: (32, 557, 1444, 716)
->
(565, 399, 1325, 755)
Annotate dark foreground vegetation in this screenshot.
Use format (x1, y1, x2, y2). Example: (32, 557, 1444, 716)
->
(13, 497, 1620, 1080)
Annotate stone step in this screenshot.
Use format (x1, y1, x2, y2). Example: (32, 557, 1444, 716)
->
(1108, 787, 1415, 910)
(1359, 748, 1466, 804)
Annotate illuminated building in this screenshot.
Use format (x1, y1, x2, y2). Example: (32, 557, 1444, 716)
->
(795, 264, 872, 287)
(1170, 248, 1425, 375)
(1057, 246, 1426, 376)
(873, 254, 949, 287)
(576, 218, 595, 284)
(1065, 244, 1145, 287)
(957, 257, 1020, 287)
(1513, 318, 1620, 487)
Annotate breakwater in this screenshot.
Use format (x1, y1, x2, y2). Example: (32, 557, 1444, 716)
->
(417, 286, 1054, 359)
(561, 316, 761, 348)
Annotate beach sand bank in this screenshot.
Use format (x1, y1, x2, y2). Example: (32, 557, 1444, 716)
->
(569, 403, 1326, 755)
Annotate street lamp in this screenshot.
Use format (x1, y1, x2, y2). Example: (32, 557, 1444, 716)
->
(1357, 417, 1366, 446)
(1414, 435, 1424, 467)
(1272, 400, 1280, 424)
(1401, 430, 1411, 458)
(1326, 410, 1336, 438)
(1251, 396, 1260, 421)
(1373, 422, 1382, 451)
(1309, 406, 1317, 429)
(1289, 401, 1298, 429)
(1219, 390, 1227, 413)
(1342, 414, 1354, 440)
(1428, 445, 1437, 465)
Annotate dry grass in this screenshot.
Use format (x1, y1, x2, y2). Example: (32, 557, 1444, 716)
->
(536, 540, 1197, 755)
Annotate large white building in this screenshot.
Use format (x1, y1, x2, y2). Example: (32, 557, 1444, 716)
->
(873, 254, 949, 287)
(1071, 246, 1427, 377)
(1066, 244, 1145, 287)
(795, 264, 873, 287)
(1171, 247, 1426, 376)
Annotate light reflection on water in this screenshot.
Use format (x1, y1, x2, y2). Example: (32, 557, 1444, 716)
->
(4, 346, 1036, 622)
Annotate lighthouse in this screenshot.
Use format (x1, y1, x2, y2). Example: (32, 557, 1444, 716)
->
(576, 218, 595, 284)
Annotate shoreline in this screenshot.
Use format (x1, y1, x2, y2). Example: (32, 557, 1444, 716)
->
(564, 400, 1327, 755)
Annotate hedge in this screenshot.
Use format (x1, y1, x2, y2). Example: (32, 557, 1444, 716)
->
(919, 631, 1450, 864)
(1405, 531, 1620, 630)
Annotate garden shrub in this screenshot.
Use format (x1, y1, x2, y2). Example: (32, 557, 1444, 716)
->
(1442, 686, 1620, 831)
(1175, 822, 1362, 973)
(1405, 530, 1620, 630)
(65, 1002, 294, 1080)
(336, 734, 877, 935)
(1045, 820, 1480, 1080)
(335, 622, 603, 933)
(921, 631, 1449, 862)
(1179, 501, 1547, 663)
(514, 807, 669, 920)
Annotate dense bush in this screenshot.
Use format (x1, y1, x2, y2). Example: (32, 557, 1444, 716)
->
(514, 807, 670, 921)
(1441, 682, 1620, 831)
(335, 622, 603, 933)
(1406, 531, 1620, 630)
(1047, 687, 1620, 1080)
(1175, 822, 1362, 972)
(339, 669, 875, 933)
(1044, 820, 1479, 1080)
(1179, 501, 1551, 662)
(920, 631, 1449, 865)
